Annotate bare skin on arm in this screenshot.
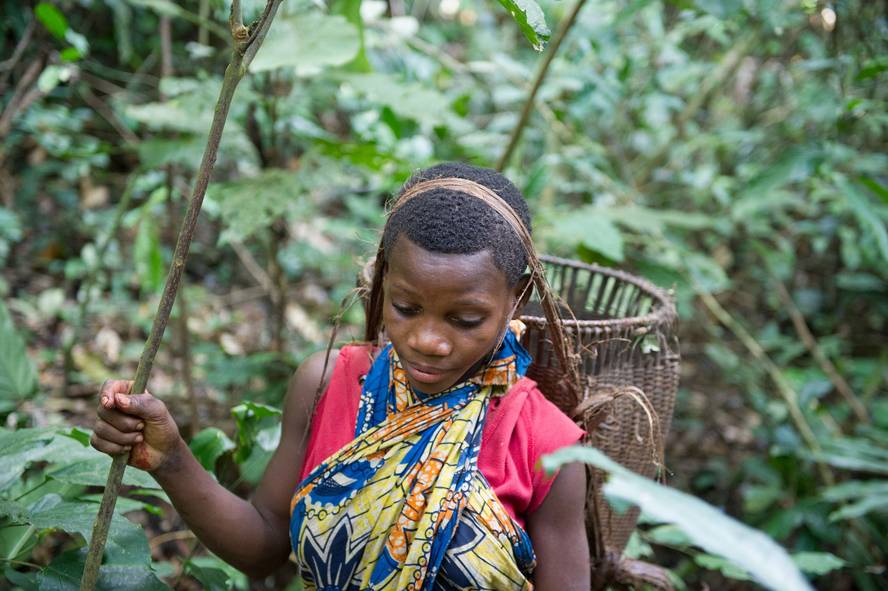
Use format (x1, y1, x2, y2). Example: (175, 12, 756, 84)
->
(527, 462, 590, 591)
(91, 350, 338, 578)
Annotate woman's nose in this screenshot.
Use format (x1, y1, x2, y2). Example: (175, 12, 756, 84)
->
(408, 322, 452, 357)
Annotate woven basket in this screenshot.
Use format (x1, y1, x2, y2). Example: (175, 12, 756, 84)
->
(519, 255, 679, 585)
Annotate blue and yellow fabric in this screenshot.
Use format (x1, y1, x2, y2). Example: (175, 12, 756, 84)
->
(290, 322, 536, 590)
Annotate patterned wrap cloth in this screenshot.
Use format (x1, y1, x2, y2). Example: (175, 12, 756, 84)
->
(289, 322, 537, 590)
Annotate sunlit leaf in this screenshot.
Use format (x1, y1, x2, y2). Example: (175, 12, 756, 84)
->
(189, 427, 236, 471)
(35, 2, 68, 40)
(206, 169, 307, 243)
(495, 0, 550, 50)
(134, 213, 164, 293)
(251, 12, 360, 74)
(545, 207, 625, 262)
(344, 74, 452, 128)
(543, 446, 812, 591)
(0, 301, 38, 403)
(791, 552, 846, 576)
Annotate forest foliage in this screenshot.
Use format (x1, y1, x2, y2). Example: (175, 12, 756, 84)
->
(0, 0, 886, 589)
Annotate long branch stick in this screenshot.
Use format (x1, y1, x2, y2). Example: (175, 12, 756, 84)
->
(771, 276, 869, 424)
(78, 3, 283, 589)
(495, 0, 588, 171)
(696, 289, 835, 486)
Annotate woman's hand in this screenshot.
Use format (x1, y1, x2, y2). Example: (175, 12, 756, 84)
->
(91, 379, 184, 472)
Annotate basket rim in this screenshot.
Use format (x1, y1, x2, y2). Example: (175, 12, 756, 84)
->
(519, 255, 677, 330)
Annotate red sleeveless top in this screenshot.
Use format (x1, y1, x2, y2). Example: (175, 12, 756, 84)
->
(299, 345, 584, 527)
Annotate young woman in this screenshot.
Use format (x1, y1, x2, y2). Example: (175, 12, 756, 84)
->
(92, 163, 590, 590)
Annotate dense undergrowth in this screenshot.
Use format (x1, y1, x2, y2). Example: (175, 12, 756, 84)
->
(1, 0, 886, 589)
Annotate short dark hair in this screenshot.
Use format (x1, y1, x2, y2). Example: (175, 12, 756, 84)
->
(382, 162, 532, 286)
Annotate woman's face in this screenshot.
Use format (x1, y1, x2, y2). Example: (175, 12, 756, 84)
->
(383, 236, 523, 394)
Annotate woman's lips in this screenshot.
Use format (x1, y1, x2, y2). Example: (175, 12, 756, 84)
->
(403, 361, 448, 384)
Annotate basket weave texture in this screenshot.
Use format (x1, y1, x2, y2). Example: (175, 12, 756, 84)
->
(519, 255, 680, 558)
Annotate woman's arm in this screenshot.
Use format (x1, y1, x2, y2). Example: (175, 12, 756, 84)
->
(92, 349, 337, 578)
(526, 462, 590, 591)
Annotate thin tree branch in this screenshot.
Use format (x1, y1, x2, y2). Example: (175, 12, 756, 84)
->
(230, 239, 274, 292)
(771, 276, 869, 424)
(0, 19, 36, 93)
(78, 3, 284, 589)
(496, 0, 589, 171)
(696, 289, 835, 486)
(0, 56, 46, 138)
(78, 86, 140, 144)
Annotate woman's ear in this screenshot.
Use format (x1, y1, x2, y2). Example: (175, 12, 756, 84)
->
(511, 274, 533, 319)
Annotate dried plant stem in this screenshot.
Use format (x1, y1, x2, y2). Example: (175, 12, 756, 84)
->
(771, 277, 869, 424)
(697, 289, 835, 486)
(496, 0, 589, 171)
(78, 2, 284, 588)
(199, 0, 210, 46)
(268, 218, 288, 353)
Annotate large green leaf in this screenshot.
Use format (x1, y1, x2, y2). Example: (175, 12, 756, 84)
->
(343, 74, 453, 128)
(544, 207, 625, 262)
(35, 548, 169, 591)
(0, 300, 38, 405)
(791, 552, 846, 576)
(189, 427, 236, 472)
(838, 176, 888, 265)
(134, 213, 164, 293)
(542, 446, 812, 591)
(34, 2, 68, 40)
(231, 401, 282, 485)
(495, 0, 550, 50)
(206, 169, 307, 243)
(0, 428, 57, 490)
(251, 12, 360, 74)
(46, 456, 161, 490)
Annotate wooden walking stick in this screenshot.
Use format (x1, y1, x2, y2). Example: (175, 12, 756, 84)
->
(79, 2, 284, 588)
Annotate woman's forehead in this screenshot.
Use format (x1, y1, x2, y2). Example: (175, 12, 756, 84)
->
(386, 238, 510, 301)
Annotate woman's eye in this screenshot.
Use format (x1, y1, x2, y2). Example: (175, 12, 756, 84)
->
(451, 317, 484, 329)
(392, 303, 418, 316)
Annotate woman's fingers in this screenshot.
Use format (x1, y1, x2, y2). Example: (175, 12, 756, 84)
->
(90, 430, 132, 456)
(99, 379, 135, 408)
(93, 418, 144, 447)
(97, 404, 145, 433)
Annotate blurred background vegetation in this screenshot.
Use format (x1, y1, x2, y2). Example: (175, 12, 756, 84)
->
(0, 0, 886, 589)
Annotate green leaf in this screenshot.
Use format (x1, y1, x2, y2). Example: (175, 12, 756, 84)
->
(838, 176, 888, 264)
(27, 499, 154, 567)
(603, 206, 714, 234)
(546, 208, 625, 262)
(329, 0, 371, 72)
(791, 552, 846, 576)
(207, 169, 306, 243)
(344, 74, 453, 128)
(0, 300, 38, 403)
(251, 12, 360, 74)
(134, 214, 164, 293)
(495, 0, 550, 50)
(0, 498, 30, 522)
(189, 427, 236, 471)
(692, 0, 743, 18)
(732, 147, 820, 220)
(184, 555, 247, 591)
(36, 549, 169, 591)
(543, 446, 812, 591)
(695, 553, 752, 580)
(0, 428, 57, 489)
(35, 2, 68, 40)
(47, 456, 161, 490)
(231, 402, 282, 484)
